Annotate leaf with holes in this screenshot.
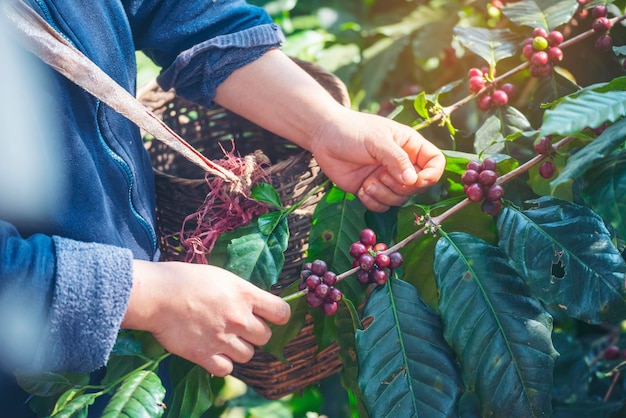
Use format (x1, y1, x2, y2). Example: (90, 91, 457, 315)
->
(497, 197, 626, 323)
(356, 279, 462, 417)
(101, 370, 166, 418)
(434, 232, 557, 417)
(581, 150, 626, 241)
(453, 27, 519, 67)
(501, 0, 578, 31)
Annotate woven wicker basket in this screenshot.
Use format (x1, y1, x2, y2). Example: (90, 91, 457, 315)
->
(139, 58, 350, 399)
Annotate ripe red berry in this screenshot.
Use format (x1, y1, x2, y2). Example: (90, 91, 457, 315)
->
(306, 274, 322, 290)
(477, 94, 492, 111)
(522, 44, 535, 60)
(485, 184, 504, 201)
(375, 253, 391, 268)
(389, 252, 403, 269)
(359, 228, 377, 246)
(359, 253, 375, 271)
(349, 241, 368, 259)
(547, 31, 564, 46)
(466, 160, 482, 171)
(357, 269, 370, 285)
(500, 83, 515, 96)
(311, 259, 327, 276)
(490, 90, 509, 107)
(592, 5, 608, 19)
(327, 287, 343, 303)
(321, 301, 338, 316)
(534, 136, 553, 155)
(373, 242, 388, 252)
(300, 269, 312, 280)
(539, 161, 557, 179)
(468, 67, 483, 78)
(532, 27, 548, 38)
(462, 169, 480, 185)
(548, 47, 564, 63)
(369, 269, 388, 286)
(481, 199, 502, 216)
(323, 271, 338, 286)
(306, 292, 324, 308)
(481, 158, 498, 172)
(315, 283, 330, 298)
(531, 50, 549, 66)
(466, 183, 484, 202)
(469, 75, 486, 93)
(593, 17, 612, 33)
(595, 34, 613, 52)
(479, 169, 498, 186)
(603, 345, 621, 360)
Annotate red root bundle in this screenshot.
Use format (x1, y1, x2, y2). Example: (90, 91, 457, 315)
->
(177, 146, 272, 264)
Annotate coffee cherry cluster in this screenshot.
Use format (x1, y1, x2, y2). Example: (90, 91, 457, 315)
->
(523, 28, 564, 78)
(591, 5, 613, 52)
(299, 260, 343, 316)
(349, 228, 403, 287)
(534, 136, 557, 179)
(467, 67, 515, 111)
(462, 157, 504, 216)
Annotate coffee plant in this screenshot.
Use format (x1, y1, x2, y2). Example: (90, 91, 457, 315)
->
(17, 0, 626, 417)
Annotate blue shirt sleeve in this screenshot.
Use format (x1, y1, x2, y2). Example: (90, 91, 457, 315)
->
(0, 221, 133, 373)
(123, 0, 285, 107)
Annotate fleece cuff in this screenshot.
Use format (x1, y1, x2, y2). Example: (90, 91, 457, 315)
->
(32, 237, 133, 373)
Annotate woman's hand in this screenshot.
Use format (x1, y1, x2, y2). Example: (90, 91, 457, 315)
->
(122, 260, 291, 376)
(309, 107, 446, 212)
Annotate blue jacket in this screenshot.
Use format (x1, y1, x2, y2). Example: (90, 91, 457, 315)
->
(0, 0, 283, 373)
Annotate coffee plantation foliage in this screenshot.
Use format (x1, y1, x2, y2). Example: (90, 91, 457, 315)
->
(19, 0, 626, 417)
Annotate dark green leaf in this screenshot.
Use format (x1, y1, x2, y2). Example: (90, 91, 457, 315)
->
(529, 70, 580, 119)
(551, 117, 626, 190)
(356, 279, 462, 417)
(307, 185, 367, 303)
(223, 215, 289, 290)
(165, 357, 213, 418)
(257, 211, 284, 236)
(540, 84, 626, 137)
(497, 198, 626, 323)
(453, 27, 519, 66)
(101, 370, 166, 418)
(435, 232, 557, 417)
(17, 371, 88, 397)
(111, 331, 144, 357)
(581, 150, 626, 241)
(501, 0, 578, 31)
(251, 183, 283, 209)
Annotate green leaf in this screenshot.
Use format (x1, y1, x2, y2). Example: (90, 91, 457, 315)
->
(223, 215, 289, 290)
(581, 151, 626, 240)
(453, 27, 519, 67)
(413, 92, 430, 120)
(529, 70, 580, 119)
(51, 393, 96, 418)
(101, 370, 166, 418)
(496, 198, 626, 323)
(550, 117, 626, 189)
(474, 107, 533, 155)
(434, 232, 558, 417)
(540, 84, 626, 137)
(501, 0, 579, 31)
(356, 279, 463, 417)
(257, 211, 284, 236)
(165, 357, 213, 418)
(251, 183, 283, 209)
(111, 332, 144, 357)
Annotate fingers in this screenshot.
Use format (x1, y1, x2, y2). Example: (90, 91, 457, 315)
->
(251, 291, 291, 326)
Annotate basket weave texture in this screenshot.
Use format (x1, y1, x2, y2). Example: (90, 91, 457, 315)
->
(139, 58, 350, 399)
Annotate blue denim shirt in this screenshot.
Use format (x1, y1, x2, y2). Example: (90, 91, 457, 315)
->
(0, 0, 283, 373)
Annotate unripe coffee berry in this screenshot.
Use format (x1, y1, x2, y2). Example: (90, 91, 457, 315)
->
(532, 36, 549, 51)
